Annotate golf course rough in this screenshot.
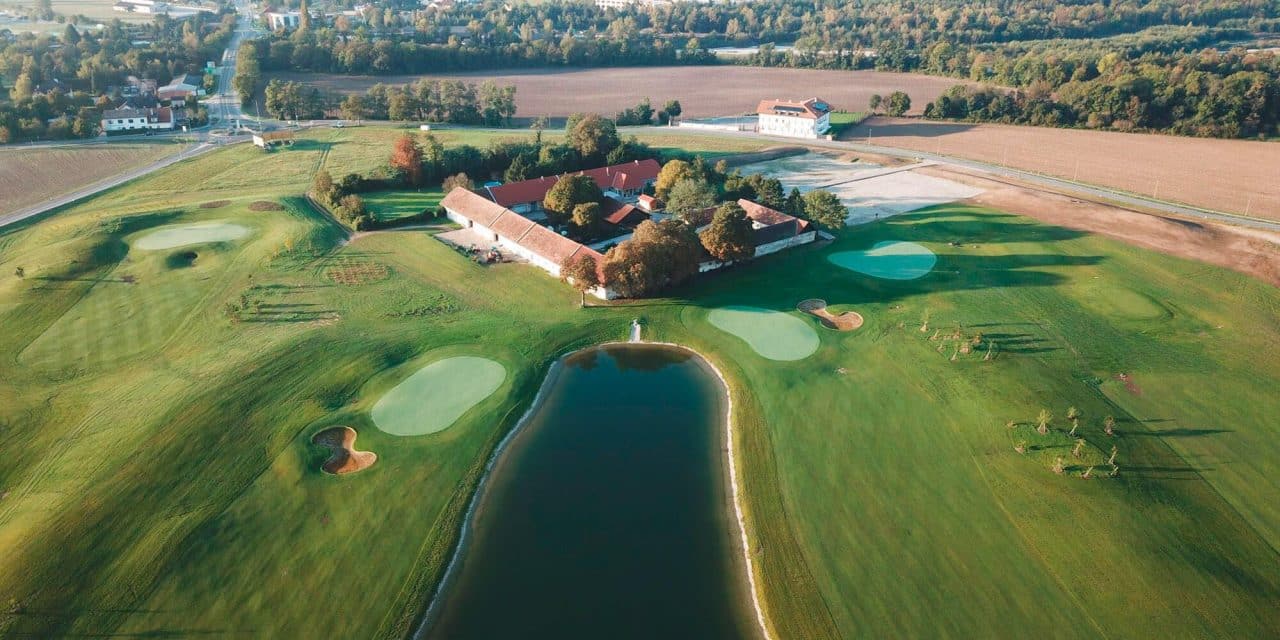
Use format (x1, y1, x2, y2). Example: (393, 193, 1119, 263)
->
(132, 221, 251, 250)
(372, 356, 506, 436)
(707, 306, 820, 361)
(828, 240, 937, 280)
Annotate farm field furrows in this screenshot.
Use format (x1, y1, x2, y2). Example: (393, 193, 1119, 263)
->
(847, 117, 1280, 219)
(0, 142, 188, 218)
(267, 66, 962, 118)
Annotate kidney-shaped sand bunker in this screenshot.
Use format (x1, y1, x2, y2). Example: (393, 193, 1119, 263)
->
(828, 240, 937, 280)
(707, 306, 819, 361)
(372, 356, 506, 436)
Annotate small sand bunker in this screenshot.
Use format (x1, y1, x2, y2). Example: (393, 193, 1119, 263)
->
(199, 200, 230, 209)
(249, 200, 285, 211)
(373, 356, 506, 436)
(798, 299, 863, 331)
(312, 426, 377, 475)
(133, 221, 250, 250)
(708, 306, 819, 361)
(828, 240, 937, 280)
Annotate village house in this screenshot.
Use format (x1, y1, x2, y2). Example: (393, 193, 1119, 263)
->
(101, 106, 174, 133)
(158, 73, 204, 103)
(485, 159, 661, 216)
(264, 10, 301, 29)
(441, 188, 616, 298)
(757, 98, 832, 139)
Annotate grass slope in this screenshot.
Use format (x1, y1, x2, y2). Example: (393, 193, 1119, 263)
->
(0, 128, 1277, 639)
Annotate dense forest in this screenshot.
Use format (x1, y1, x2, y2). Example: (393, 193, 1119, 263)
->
(0, 10, 235, 142)
(245, 0, 1279, 138)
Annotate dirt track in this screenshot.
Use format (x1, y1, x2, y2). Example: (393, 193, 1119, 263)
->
(848, 118, 1280, 219)
(270, 67, 960, 118)
(920, 165, 1280, 287)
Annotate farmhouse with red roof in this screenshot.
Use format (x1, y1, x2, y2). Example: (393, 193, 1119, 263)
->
(485, 159, 661, 215)
(757, 97, 832, 139)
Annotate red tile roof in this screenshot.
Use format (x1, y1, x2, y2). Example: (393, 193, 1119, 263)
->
(519, 224, 584, 264)
(738, 199, 810, 231)
(441, 188, 509, 227)
(486, 159, 661, 208)
(756, 98, 832, 120)
(601, 197, 647, 226)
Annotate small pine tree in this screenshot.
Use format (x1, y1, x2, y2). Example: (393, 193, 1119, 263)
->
(1082, 466, 1094, 479)
(1036, 409, 1052, 435)
(1072, 438, 1085, 458)
(1108, 446, 1118, 465)
(1104, 415, 1116, 436)
(1052, 457, 1065, 474)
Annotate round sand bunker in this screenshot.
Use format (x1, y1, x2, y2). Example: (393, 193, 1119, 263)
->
(708, 306, 819, 361)
(798, 299, 863, 331)
(312, 426, 377, 475)
(133, 221, 251, 250)
(828, 241, 936, 280)
(372, 356, 506, 436)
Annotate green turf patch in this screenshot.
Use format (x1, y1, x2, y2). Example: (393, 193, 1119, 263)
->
(827, 240, 937, 280)
(371, 356, 506, 436)
(362, 189, 444, 223)
(707, 305, 819, 361)
(132, 221, 251, 250)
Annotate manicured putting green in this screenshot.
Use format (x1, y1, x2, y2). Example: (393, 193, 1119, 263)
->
(371, 356, 506, 436)
(707, 306, 819, 361)
(133, 221, 250, 250)
(828, 240, 937, 280)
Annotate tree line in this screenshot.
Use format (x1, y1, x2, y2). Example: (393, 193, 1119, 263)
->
(0, 12, 236, 143)
(259, 77, 516, 125)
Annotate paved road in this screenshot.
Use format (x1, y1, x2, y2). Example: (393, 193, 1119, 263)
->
(633, 126, 1280, 233)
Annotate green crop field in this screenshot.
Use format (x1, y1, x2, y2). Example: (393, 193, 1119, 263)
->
(1, 127, 1278, 639)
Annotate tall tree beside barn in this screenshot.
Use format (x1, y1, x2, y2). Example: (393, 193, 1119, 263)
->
(543, 175, 602, 225)
(802, 190, 848, 229)
(560, 253, 601, 307)
(390, 134, 424, 187)
(701, 202, 755, 263)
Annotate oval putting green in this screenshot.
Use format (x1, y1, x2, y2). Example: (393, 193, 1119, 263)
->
(828, 241, 937, 280)
(133, 221, 251, 251)
(372, 356, 506, 436)
(707, 306, 819, 361)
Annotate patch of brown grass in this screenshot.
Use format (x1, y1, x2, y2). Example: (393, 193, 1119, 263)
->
(199, 200, 231, 209)
(312, 426, 377, 475)
(249, 200, 285, 211)
(847, 117, 1280, 218)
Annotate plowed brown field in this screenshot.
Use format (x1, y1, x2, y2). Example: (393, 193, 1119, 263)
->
(269, 66, 961, 118)
(848, 117, 1280, 219)
(0, 142, 184, 218)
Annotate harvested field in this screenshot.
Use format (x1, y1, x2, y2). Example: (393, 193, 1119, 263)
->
(325, 257, 390, 284)
(248, 200, 285, 211)
(798, 299, 863, 331)
(919, 164, 1280, 287)
(848, 117, 1280, 218)
(312, 426, 377, 475)
(269, 67, 961, 118)
(0, 142, 184, 218)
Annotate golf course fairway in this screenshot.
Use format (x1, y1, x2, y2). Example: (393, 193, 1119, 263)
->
(372, 356, 506, 436)
(132, 221, 251, 250)
(827, 240, 937, 280)
(707, 306, 819, 361)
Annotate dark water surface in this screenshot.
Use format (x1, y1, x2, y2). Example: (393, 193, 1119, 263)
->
(425, 345, 753, 639)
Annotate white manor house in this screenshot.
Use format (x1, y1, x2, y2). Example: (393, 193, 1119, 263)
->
(757, 98, 832, 139)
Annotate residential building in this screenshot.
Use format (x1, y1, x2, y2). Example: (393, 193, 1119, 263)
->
(757, 97, 832, 139)
(101, 106, 174, 133)
(265, 11, 301, 30)
(158, 73, 203, 101)
(485, 159, 661, 215)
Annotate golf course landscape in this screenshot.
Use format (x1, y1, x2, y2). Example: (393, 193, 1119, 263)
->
(1, 125, 1279, 639)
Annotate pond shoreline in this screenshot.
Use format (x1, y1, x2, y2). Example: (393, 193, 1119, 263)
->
(412, 340, 774, 640)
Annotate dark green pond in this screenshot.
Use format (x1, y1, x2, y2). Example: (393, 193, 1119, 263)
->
(422, 344, 755, 639)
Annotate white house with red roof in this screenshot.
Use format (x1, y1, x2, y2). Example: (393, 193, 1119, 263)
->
(485, 159, 661, 215)
(440, 188, 615, 298)
(757, 98, 832, 139)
